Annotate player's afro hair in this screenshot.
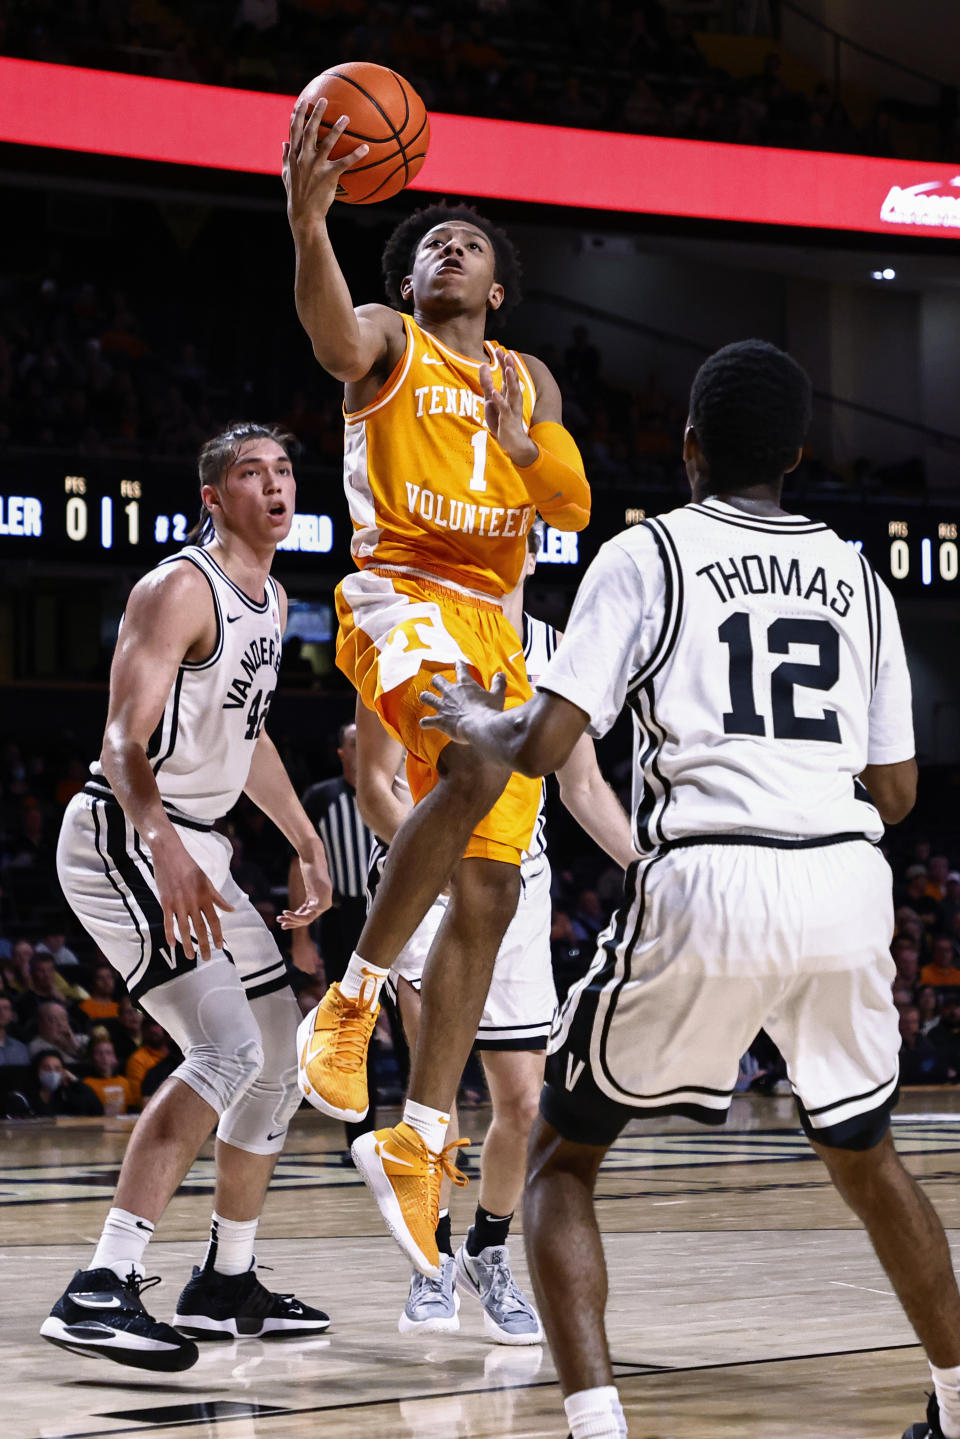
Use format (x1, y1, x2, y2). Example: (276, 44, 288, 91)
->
(381, 203, 522, 329)
(689, 340, 812, 488)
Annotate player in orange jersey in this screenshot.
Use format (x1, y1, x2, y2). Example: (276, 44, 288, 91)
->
(283, 90, 591, 1276)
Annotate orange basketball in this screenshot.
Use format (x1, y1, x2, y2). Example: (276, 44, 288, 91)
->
(302, 62, 430, 206)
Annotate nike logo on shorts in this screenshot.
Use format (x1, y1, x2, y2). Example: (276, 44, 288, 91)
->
(266, 1129, 285, 1141)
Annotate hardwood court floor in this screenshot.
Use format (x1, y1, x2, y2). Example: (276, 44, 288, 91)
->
(3, 1091, 960, 1439)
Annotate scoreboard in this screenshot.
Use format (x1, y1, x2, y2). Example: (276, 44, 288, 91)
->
(0, 469, 341, 561)
(0, 465, 955, 599)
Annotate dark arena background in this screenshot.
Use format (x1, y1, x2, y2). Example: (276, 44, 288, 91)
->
(1, 4, 960, 1437)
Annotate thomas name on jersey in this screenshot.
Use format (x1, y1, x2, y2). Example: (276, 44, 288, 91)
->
(696, 552, 855, 617)
(222, 634, 281, 711)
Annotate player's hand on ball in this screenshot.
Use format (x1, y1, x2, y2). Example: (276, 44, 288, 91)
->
(283, 89, 370, 226)
(480, 349, 538, 467)
(420, 662, 507, 743)
(279, 851, 333, 929)
(152, 833, 234, 963)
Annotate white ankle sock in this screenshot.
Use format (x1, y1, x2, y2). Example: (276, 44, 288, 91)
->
(339, 951, 390, 1005)
(204, 1212, 259, 1276)
(403, 1099, 450, 1155)
(91, 1207, 153, 1281)
(930, 1363, 960, 1439)
(564, 1386, 627, 1439)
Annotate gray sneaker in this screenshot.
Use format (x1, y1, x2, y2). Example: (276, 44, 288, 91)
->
(398, 1254, 460, 1335)
(455, 1236, 544, 1345)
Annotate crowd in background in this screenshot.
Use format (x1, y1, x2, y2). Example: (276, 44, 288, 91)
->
(0, 254, 919, 505)
(2, 0, 955, 160)
(2, 725, 960, 1125)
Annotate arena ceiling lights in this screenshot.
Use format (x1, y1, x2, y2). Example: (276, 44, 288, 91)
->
(2, 58, 959, 240)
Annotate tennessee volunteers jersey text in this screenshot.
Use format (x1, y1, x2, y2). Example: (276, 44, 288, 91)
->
(344, 315, 538, 598)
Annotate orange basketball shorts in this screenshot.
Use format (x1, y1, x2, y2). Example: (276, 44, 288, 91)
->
(335, 567, 540, 865)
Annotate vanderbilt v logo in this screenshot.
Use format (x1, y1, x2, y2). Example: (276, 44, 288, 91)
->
(565, 1055, 585, 1091)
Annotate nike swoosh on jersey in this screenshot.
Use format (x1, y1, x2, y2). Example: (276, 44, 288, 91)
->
(422, 357, 444, 365)
(507, 650, 523, 661)
(72, 1294, 124, 1309)
(226, 614, 241, 623)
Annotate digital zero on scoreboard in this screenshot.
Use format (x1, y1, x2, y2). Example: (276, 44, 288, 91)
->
(882, 517, 959, 586)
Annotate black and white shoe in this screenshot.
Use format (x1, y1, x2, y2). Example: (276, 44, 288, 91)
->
(904, 1393, 945, 1438)
(174, 1263, 331, 1340)
(40, 1267, 199, 1372)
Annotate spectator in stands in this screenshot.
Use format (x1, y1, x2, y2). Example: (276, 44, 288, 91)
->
(18, 954, 87, 1033)
(550, 907, 587, 1005)
(27, 999, 88, 1066)
(898, 1003, 950, 1085)
(571, 888, 606, 944)
(898, 866, 943, 931)
(0, 995, 29, 1066)
(83, 1035, 133, 1116)
(125, 1018, 170, 1108)
(927, 855, 952, 901)
(106, 993, 142, 1068)
(79, 963, 120, 1023)
(892, 936, 920, 993)
(943, 872, 960, 927)
(4, 938, 34, 996)
(35, 924, 80, 970)
(25, 1049, 103, 1118)
(920, 935, 960, 989)
(927, 992, 960, 1077)
(917, 985, 941, 1036)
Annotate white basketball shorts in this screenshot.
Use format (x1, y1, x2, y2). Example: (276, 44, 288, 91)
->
(543, 835, 899, 1149)
(57, 789, 292, 1008)
(373, 844, 557, 1050)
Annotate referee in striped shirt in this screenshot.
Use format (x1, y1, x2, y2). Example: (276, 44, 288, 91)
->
(289, 722, 375, 1151)
(292, 722, 373, 986)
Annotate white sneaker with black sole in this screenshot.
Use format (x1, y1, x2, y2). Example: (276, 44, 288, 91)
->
(455, 1233, 544, 1345)
(174, 1262, 331, 1340)
(398, 1255, 460, 1335)
(41, 1267, 198, 1372)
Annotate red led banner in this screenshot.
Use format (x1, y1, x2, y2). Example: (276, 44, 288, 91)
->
(1, 57, 958, 238)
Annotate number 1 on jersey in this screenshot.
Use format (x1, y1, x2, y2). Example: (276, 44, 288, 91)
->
(469, 429, 488, 492)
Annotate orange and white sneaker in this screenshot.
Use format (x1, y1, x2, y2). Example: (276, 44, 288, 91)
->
(295, 981, 379, 1122)
(351, 1122, 469, 1278)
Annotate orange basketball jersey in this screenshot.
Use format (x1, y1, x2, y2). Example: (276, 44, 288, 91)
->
(343, 314, 538, 598)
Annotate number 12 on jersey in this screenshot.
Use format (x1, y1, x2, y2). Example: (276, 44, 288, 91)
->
(718, 613, 842, 742)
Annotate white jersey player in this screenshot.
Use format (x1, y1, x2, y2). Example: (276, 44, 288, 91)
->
(355, 526, 636, 1343)
(43, 424, 333, 1373)
(421, 341, 960, 1439)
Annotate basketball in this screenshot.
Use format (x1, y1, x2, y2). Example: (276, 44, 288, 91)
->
(300, 62, 430, 206)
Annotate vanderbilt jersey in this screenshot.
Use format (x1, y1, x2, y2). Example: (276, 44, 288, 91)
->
(343, 314, 538, 598)
(88, 547, 283, 824)
(538, 498, 914, 852)
(522, 611, 560, 864)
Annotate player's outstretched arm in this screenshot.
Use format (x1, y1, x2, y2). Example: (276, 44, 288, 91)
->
(480, 349, 590, 532)
(556, 736, 638, 870)
(100, 566, 234, 961)
(283, 88, 404, 382)
(354, 696, 411, 843)
(420, 664, 589, 778)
